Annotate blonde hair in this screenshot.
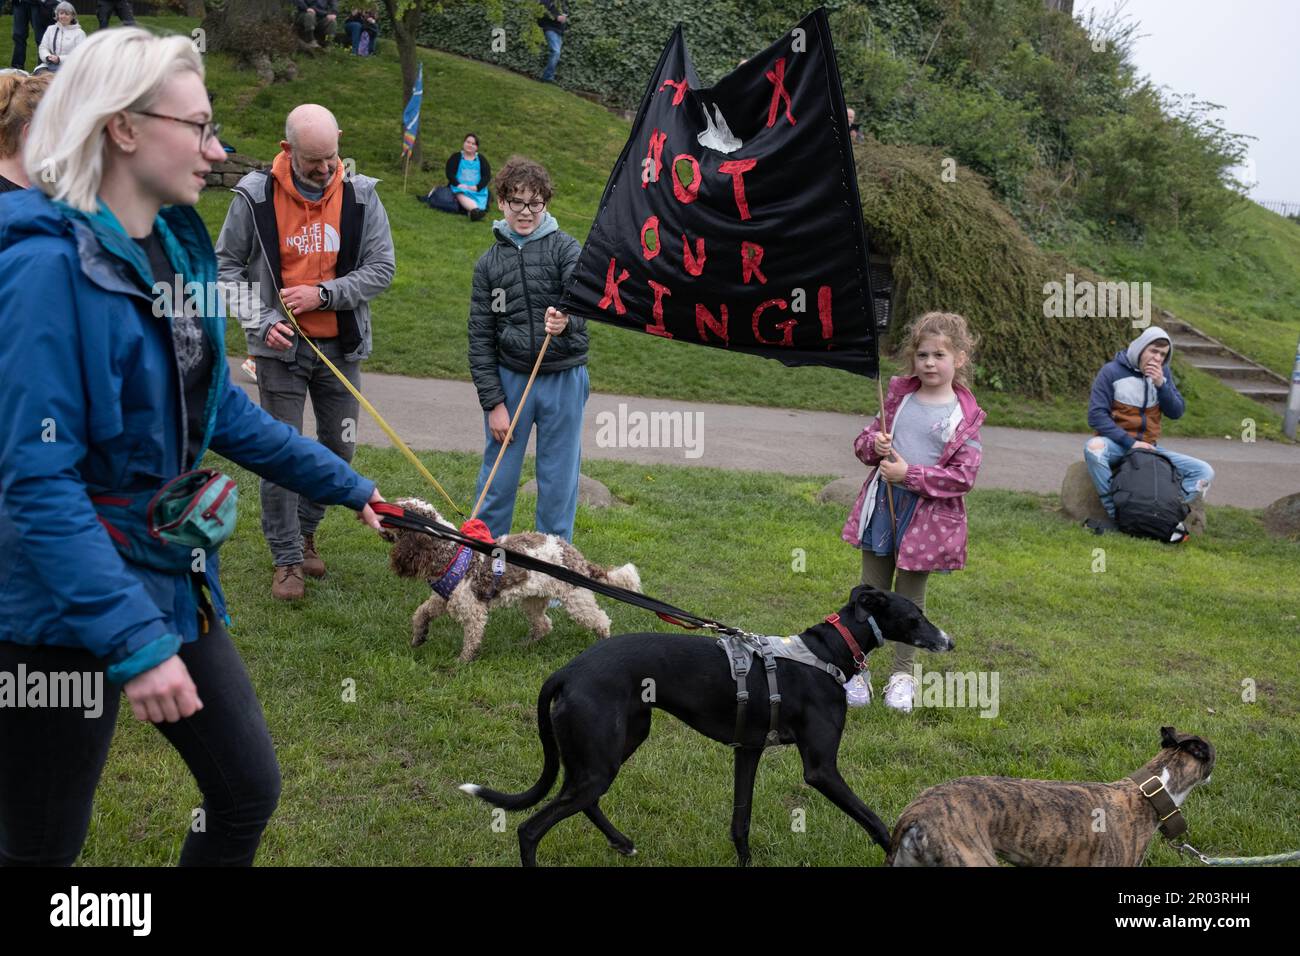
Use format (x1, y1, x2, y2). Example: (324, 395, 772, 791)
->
(24, 28, 204, 212)
(898, 311, 979, 388)
(0, 72, 53, 159)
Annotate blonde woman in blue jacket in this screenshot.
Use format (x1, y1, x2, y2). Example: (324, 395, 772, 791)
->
(0, 29, 385, 866)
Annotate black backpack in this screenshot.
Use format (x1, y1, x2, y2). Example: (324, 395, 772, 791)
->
(1110, 449, 1190, 543)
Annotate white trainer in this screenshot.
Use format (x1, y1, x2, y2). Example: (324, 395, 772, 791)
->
(844, 670, 872, 708)
(883, 673, 917, 713)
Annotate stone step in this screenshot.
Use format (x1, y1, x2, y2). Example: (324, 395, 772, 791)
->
(1189, 360, 1279, 381)
(1233, 381, 1290, 401)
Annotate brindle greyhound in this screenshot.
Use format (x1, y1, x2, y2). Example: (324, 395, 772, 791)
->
(460, 585, 954, 866)
(889, 726, 1215, 866)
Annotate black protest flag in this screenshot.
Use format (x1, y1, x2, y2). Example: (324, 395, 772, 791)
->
(558, 8, 878, 378)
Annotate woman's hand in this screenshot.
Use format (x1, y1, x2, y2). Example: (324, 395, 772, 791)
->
(873, 431, 893, 458)
(879, 453, 909, 484)
(357, 486, 385, 530)
(124, 656, 203, 723)
(489, 403, 511, 444)
(544, 307, 569, 336)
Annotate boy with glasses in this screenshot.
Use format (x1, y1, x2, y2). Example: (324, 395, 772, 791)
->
(468, 156, 588, 541)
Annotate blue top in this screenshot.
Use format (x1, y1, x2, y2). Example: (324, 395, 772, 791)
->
(0, 188, 375, 683)
(453, 155, 488, 209)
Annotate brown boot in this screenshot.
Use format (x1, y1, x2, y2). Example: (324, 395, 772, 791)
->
(272, 564, 306, 601)
(302, 535, 326, 579)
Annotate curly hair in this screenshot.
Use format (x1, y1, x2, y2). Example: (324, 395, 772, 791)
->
(0, 72, 53, 160)
(494, 155, 553, 203)
(897, 311, 979, 388)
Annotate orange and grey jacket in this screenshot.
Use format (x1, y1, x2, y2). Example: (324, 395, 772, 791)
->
(1087, 326, 1185, 449)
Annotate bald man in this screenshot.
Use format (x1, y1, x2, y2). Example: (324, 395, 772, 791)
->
(215, 104, 395, 601)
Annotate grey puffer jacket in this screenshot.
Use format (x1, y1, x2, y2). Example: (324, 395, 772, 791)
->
(468, 216, 587, 411)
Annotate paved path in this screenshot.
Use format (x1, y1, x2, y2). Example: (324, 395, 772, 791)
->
(230, 359, 1300, 509)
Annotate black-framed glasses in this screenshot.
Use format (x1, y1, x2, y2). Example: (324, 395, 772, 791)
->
(505, 198, 546, 213)
(131, 111, 222, 149)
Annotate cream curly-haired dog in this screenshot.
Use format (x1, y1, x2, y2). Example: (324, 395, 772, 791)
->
(383, 498, 642, 661)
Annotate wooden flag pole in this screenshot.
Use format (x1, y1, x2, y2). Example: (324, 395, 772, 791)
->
(471, 333, 553, 521)
(877, 377, 898, 549)
(403, 152, 411, 194)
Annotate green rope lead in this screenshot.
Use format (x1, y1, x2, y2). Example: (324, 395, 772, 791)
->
(1175, 842, 1300, 866)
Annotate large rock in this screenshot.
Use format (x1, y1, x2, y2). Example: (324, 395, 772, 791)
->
(1263, 493, 1300, 539)
(519, 474, 619, 508)
(1060, 461, 1109, 522)
(817, 476, 863, 507)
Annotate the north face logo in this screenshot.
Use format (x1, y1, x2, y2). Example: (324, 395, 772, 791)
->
(285, 223, 340, 256)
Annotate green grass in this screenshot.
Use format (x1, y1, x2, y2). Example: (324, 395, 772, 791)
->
(77, 446, 1300, 866)
(1062, 202, 1300, 381)
(6, 16, 1289, 439)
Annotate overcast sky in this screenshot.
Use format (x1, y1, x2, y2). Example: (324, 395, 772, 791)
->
(1074, 0, 1297, 201)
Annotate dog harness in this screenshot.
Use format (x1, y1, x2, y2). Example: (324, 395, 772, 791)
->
(428, 545, 474, 599)
(717, 615, 884, 749)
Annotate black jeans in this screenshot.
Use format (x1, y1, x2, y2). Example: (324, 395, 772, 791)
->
(96, 0, 136, 30)
(0, 613, 281, 866)
(9, 1, 52, 71)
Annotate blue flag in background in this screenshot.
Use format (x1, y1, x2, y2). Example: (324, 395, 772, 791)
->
(402, 63, 423, 159)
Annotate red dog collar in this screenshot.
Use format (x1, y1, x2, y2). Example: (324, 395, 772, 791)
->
(825, 613, 870, 671)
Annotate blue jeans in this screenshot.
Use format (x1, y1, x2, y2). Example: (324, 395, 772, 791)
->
(475, 364, 589, 541)
(345, 20, 378, 55)
(1083, 436, 1215, 517)
(541, 28, 563, 81)
(0, 612, 280, 865)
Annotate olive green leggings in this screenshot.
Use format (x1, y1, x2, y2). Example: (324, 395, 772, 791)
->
(860, 551, 928, 677)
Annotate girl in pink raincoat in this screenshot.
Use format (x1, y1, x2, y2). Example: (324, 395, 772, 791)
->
(841, 312, 986, 712)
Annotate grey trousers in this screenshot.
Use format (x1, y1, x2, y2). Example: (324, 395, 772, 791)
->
(256, 336, 360, 567)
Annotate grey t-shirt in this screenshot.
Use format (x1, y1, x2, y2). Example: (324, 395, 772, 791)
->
(891, 395, 958, 467)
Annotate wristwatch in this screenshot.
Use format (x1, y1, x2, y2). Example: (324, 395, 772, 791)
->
(317, 284, 331, 308)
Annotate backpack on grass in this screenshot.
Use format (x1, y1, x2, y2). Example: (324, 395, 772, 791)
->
(1111, 449, 1190, 544)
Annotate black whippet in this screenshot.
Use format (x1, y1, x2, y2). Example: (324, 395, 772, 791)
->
(460, 585, 954, 866)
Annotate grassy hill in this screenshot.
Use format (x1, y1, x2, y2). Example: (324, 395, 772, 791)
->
(6, 16, 1296, 441)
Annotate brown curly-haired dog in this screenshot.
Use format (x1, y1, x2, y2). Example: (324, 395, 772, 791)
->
(384, 498, 642, 662)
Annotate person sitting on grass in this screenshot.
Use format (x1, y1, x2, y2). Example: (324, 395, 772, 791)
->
(449, 133, 491, 220)
(36, 3, 85, 75)
(1083, 326, 1214, 529)
(294, 0, 339, 49)
(343, 7, 379, 56)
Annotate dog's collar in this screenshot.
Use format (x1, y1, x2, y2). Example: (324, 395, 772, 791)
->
(824, 613, 881, 672)
(1128, 772, 1188, 839)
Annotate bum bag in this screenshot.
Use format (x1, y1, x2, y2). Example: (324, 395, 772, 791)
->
(91, 469, 239, 573)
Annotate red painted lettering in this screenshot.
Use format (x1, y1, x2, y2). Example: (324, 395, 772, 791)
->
(695, 302, 730, 345)
(818, 285, 833, 342)
(646, 280, 673, 338)
(717, 157, 757, 221)
(741, 241, 767, 284)
(660, 77, 689, 106)
(671, 153, 701, 204)
(765, 58, 796, 128)
(682, 235, 707, 276)
(643, 128, 667, 190)
(598, 258, 630, 315)
(640, 216, 661, 260)
(752, 298, 796, 347)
